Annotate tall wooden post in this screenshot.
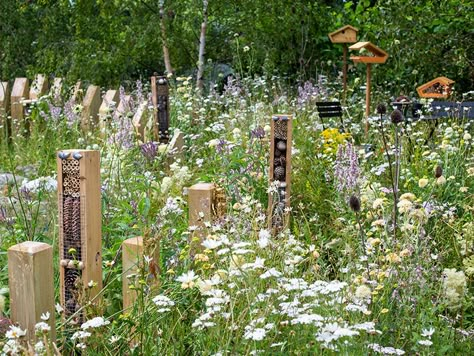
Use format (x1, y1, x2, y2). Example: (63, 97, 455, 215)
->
(151, 75, 170, 144)
(57, 150, 102, 319)
(365, 63, 371, 135)
(343, 44, 348, 95)
(99, 89, 119, 135)
(268, 115, 292, 234)
(8, 242, 55, 341)
(122, 237, 144, 311)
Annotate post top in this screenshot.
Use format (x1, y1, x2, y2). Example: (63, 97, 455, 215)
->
(123, 236, 144, 246)
(189, 183, 215, 191)
(8, 241, 51, 254)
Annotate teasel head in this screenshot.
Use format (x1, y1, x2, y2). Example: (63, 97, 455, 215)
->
(349, 195, 361, 212)
(390, 109, 403, 124)
(434, 165, 443, 178)
(377, 103, 387, 115)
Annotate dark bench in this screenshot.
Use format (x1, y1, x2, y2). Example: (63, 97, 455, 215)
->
(315, 101, 344, 130)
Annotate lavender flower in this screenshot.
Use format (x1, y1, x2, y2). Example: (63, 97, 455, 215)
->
(297, 81, 320, 108)
(141, 141, 158, 161)
(334, 142, 360, 195)
(64, 98, 79, 128)
(136, 80, 144, 104)
(250, 126, 265, 140)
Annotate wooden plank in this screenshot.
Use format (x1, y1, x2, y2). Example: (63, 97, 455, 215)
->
(29, 74, 49, 100)
(11, 78, 29, 124)
(8, 241, 55, 341)
(116, 95, 131, 117)
(81, 85, 101, 131)
(268, 115, 292, 233)
(57, 150, 102, 317)
(188, 183, 215, 242)
(71, 81, 82, 102)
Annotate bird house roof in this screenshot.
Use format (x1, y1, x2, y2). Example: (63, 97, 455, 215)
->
(416, 77, 455, 98)
(349, 41, 388, 64)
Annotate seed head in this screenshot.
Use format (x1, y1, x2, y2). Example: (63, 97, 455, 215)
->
(377, 103, 387, 115)
(435, 165, 443, 178)
(390, 109, 403, 124)
(349, 195, 361, 212)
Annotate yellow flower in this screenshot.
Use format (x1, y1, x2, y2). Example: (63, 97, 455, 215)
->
(380, 308, 389, 314)
(400, 193, 416, 201)
(386, 252, 401, 263)
(397, 199, 413, 214)
(194, 254, 209, 262)
(436, 176, 447, 185)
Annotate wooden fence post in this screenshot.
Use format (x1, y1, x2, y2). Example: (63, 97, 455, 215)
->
(0, 81, 10, 140)
(99, 89, 119, 135)
(29, 74, 49, 100)
(268, 115, 292, 234)
(11, 78, 29, 136)
(57, 150, 102, 319)
(188, 183, 215, 245)
(8, 241, 55, 341)
(132, 101, 150, 142)
(81, 85, 101, 132)
(167, 130, 185, 163)
(122, 237, 144, 311)
(51, 78, 63, 99)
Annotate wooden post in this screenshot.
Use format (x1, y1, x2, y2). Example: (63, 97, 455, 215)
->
(98, 89, 119, 135)
(57, 150, 102, 319)
(29, 74, 49, 100)
(365, 63, 371, 135)
(151, 75, 170, 143)
(81, 85, 101, 132)
(8, 241, 55, 341)
(122, 237, 144, 311)
(116, 94, 131, 118)
(132, 100, 150, 142)
(71, 81, 82, 102)
(167, 130, 185, 163)
(0, 81, 10, 141)
(11, 78, 29, 135)
(51, 78, 63, 99)
(188, 183, 215, 242)
(343, 44, 348, 97)
(268, 115, 292, 234)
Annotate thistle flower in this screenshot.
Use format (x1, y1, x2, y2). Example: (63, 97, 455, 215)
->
(349, 195, 361, 212)
(377, 103, 387, 115)
(390, 109, 403, 124)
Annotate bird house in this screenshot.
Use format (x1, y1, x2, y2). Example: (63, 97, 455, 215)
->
(328, 25, 358, 44)
(349, 42, 388, 64)
(416, 76, 455, 99)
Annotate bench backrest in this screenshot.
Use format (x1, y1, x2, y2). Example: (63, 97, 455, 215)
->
(316, 102, 342, 118)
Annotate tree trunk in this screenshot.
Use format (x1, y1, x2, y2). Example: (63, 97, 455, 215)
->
(196, 0, 208, 93)
(159, 1, 173, 75)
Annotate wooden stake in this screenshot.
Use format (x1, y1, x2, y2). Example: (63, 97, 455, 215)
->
(365, 63, 371, 135)
(188, 183, 215, 242)
(51, 78, 63, 99)
(132, 100, 150, 142)
(57, 150, 102, 317)
(0, 81, 10, 141)
(8, 241, 55, 341)
(81, 85, 101, 132)
(99, 89, 119, 135)
(122, 236, 144, 311)
(29, 74, 49, 100)
(167, 130, 185, 163)
(11, 78, 29, 135)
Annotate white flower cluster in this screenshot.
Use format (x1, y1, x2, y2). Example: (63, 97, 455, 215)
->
(20, 176, 57, 193)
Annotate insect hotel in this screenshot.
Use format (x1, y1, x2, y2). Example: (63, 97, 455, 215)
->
(151, 75, 170, 144)
(416, 76, 455, 99)
(268, 115, 293, 233)
(57, 150, 102, 320)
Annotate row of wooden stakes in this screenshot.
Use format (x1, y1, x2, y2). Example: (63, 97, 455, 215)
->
(6, 174, 222, 342)
(0, 74, 162, 141)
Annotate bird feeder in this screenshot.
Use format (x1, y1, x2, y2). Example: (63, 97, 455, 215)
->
(349, 41, 388, 134)
(416, 76, 454, 99)
(328, 25, 359, 96)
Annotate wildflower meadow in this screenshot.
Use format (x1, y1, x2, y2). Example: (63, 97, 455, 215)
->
(0, 1, 473, 355)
